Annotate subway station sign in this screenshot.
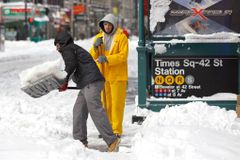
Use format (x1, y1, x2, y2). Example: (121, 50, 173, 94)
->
(152, 56, 238, 98)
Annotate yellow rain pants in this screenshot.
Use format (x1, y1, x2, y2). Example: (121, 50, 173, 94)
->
(102, 81, 127, 135)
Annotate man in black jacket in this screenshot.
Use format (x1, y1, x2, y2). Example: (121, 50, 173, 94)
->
(54, 31, 120, 152)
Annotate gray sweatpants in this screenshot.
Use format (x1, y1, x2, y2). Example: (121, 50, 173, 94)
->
(72, 80, 117, 146)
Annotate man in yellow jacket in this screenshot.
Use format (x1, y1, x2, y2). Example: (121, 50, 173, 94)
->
(90, 14, 128, 137)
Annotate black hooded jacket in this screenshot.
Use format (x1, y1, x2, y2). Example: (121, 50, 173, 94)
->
(54, 31, 104, 89)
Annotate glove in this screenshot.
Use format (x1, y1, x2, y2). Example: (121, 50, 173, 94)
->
(93, 37, 103, 49)
(58, 82, 68, 92)
(97, 55, 108, 63)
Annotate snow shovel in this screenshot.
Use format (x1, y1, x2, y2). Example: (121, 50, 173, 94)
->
(98, 44, 108, 112)
(21, 74, 79, 98)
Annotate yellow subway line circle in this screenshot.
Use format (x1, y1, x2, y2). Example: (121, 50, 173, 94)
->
(154, 75, 164, 85)
(175, 75, 185, 85)
(165, 75, 174, 85)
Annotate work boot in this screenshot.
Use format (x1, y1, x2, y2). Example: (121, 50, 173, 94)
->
(83, 143, 88, 148)
(108, 138, 121, 152)
(80, 139, 88, 148)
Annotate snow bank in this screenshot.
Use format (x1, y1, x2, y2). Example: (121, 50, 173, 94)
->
(1, 37, 138, 78)
(19, 59, 67, 87)
(132, 101, 240, 160)
(0, 40, 56, 61)
(2, 38, 240, 160)
(185, 32, 240, 43)
(153, 32, 240, 43)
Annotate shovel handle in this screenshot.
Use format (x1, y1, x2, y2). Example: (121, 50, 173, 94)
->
(67, 87, 80, 89)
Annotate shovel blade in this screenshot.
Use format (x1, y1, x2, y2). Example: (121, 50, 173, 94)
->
(21, 74, 65, 98)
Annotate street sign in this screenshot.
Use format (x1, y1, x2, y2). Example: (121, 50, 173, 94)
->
(73, 4, 85, 15)
(3, 8, 32, 17)
(75, 15, 86, 21)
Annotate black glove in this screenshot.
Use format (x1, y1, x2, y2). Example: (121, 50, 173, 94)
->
(93, 37, 103, 49)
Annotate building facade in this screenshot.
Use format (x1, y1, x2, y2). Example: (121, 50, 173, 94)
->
(1, 0, 137, 40)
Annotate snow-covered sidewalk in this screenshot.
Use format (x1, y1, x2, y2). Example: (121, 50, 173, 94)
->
(1, 39, 240, 160)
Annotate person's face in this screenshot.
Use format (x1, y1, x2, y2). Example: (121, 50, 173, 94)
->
(103, 22, 113, 34)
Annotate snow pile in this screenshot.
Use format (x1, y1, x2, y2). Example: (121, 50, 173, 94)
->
(19, 59, 67, 87)
(189, 93, 237, 101)
(75, 37, 94, 51)
(185, 32, 240, 43)
(0, 40, 56, 61)
(154, 32, 240, 44)
(127, 36, 138, 77)
(1, 37, 138, 78)
(132, 101, 240, 160)
(150, 0, 172, 32)
(0, 94, 76, 139)
(154, 44, 167, 54)
(1, 39, 240, 160)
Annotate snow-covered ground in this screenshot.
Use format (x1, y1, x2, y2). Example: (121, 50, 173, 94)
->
(0, 37, 240, 160)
